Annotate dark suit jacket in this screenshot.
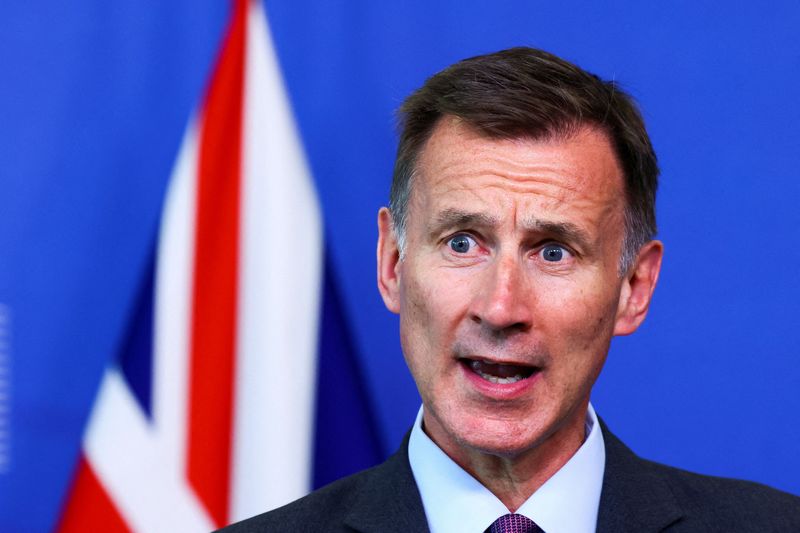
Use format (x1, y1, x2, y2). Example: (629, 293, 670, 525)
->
(221, 422, 800, 532)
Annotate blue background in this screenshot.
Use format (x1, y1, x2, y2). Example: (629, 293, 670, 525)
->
(1, 1, 798, 531)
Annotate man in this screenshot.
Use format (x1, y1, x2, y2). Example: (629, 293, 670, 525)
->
(224, 47, 800, 532)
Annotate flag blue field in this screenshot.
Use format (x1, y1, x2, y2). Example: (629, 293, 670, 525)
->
(1, 1, 799, 531)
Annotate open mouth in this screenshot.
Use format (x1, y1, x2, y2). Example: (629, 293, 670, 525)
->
(461, 358, 539, 385)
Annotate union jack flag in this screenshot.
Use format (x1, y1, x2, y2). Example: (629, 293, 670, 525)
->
(56, 1, 380, 530)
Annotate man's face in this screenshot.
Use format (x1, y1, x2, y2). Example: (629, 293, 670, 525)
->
(378, 118, 661, 462)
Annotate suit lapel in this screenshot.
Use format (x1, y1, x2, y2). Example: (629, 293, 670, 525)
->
(596, 421, 684, 533)
(343, 434, 430, 533)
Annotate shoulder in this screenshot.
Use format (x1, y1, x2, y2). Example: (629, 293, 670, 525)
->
(218, 435, 426, 533)
(218, 465, 380, 533)
(645, 458, 800, 531)
(600, 422, 800, 532)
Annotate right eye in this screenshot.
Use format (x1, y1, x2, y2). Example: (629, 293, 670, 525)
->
(448, 234, 476, 254)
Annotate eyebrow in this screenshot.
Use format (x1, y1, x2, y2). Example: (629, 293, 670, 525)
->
(428, 208, 593, 252)
(521, 217, 593, 253)
(428, 209, 499, 237)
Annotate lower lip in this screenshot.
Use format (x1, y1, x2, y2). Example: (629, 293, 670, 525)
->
(460, 361, 541, 399)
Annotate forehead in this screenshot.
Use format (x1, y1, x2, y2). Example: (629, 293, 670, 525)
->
(411, 118, 625, 228)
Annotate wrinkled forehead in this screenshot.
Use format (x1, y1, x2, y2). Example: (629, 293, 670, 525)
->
(409, 118, 626, 228)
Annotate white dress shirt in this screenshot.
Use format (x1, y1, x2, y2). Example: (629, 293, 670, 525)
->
(408, 403, 605, 533)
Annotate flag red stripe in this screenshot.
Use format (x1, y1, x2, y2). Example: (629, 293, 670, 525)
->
(186, 0, 247, 526)
(56, 456, 131, 533)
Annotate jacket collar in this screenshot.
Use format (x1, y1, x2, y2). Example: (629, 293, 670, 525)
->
(596, 420, 684, 532)
(343, 432, 430, 533)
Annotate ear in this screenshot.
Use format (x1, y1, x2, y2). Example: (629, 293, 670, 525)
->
(613, 240, 664, 336)
(377, 207, 402, 314)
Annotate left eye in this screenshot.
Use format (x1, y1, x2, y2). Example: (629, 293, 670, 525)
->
(448, 234, 476, 254)
(540, 244, 568, 262)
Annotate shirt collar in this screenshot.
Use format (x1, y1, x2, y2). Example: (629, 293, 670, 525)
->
(408, 404, 605, 533)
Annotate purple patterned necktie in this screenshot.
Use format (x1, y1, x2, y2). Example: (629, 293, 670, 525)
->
(486, 513, 544, 533)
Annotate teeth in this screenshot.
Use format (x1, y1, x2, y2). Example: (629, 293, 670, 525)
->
(472, 365, 526, 384)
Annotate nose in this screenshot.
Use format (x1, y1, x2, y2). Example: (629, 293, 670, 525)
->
(469, 254, 533, 334)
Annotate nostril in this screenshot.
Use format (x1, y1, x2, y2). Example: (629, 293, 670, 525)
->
(470, 312, 532, 333)
(511, 321, 529, 331)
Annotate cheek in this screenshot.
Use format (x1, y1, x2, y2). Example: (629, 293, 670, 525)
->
(537, 299, 614, 407)
(399, 266, 473, 374)
(401, 264, 465, 330)
(400, 273, 433, 338)
(398, 269, 442, 365)
(540, 280, 619, 358)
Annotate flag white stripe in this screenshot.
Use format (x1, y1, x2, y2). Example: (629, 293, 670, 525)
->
(83, 121, 215, 532)
(84, 370, 214, 533)
(152, 119, 197, 475)
(231, 0, 323, 520)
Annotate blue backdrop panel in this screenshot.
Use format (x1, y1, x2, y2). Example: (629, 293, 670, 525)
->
(313, 252, 383, 489)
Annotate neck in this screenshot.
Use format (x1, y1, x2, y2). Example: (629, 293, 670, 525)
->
(423, 405, 588, 511)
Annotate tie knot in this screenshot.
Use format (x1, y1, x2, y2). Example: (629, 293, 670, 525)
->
(487, 513, 542, 533)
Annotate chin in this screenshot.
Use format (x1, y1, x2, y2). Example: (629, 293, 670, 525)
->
(453, 415, 547, 458)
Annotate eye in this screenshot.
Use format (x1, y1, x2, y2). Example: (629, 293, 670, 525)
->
(540, 244, 569, 262)
(448, 234, 476, 254)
